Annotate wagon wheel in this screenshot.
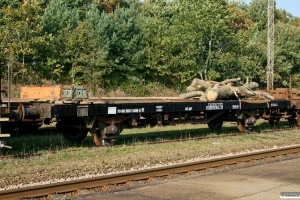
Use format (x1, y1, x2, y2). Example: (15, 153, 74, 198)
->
(91, 122, 123, 147)
(288, 119, 297, 128)
(296, 114, 300, 127)
(1, 122, 15, 134)
(237, 117, 254, 134)
(207, 119, 223, 131)
(18, 121, 43, 133)
(237, 120, 251, 133)
(61, 127, 88, 143)
(287, 114, 300, 128)
(268, 118, 280, 126)
(56, 118, 88, 143)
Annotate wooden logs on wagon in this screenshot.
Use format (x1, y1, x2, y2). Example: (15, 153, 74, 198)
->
(180, 78, 274, 101)
(179, 91, 205, 99)
(206, 82, 259, 101)
(186, 79, 215, 92)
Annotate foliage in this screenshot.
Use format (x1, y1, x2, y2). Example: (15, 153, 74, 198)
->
(0, 0, 45, 85)
(274, 22, 300, 87)
(0, 0, 299, 94)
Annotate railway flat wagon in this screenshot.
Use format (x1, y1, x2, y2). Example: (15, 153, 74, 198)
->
(0, 86, 299, 147)
(50, 96, 296, 147)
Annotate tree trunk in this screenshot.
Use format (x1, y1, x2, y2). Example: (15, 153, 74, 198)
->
(206, 82, 259, 101)
(242, 90, 274, 100)
(180, 91, 205, 99)
(221, 77, 241, 85)
(186, 78, 216, 92)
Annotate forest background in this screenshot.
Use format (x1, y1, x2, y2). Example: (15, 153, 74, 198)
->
(1, 0, 300, 97)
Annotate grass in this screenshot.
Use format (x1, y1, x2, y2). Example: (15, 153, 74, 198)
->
(0, 119, 299, 190)
(1, 119, 291, 155)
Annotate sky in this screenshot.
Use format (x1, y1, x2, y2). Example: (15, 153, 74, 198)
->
(240, 0, 300, 17)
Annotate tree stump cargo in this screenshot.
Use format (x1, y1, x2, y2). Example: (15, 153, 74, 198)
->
(181, 78, 274, 101)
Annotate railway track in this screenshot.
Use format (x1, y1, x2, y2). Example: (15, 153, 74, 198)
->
(1, 144, 300, 200)
(0, 126, 298, 159)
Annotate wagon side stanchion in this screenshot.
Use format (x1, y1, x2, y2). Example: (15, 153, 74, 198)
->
(0, 91, 10, 149)
(0, 117, 11, 149)
(0, 63, 11, 149)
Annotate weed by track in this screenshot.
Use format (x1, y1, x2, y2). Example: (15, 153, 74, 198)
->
(0, 120, 295, 159)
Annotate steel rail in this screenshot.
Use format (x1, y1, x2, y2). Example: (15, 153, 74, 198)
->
(1, 145, 300, 200)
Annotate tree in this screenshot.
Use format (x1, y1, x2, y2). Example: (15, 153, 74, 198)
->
(83, 1, 147, 93)
(274, 22, 300, 88)
(40, 0, 80, 84)
(142, 0, 237, 89)
(141, 0, 176, 86)
(41, 0, 80, 35)
(244, 0, 268, 31)
(0, 0, 45, 86)
(220, 1, 265, 84)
